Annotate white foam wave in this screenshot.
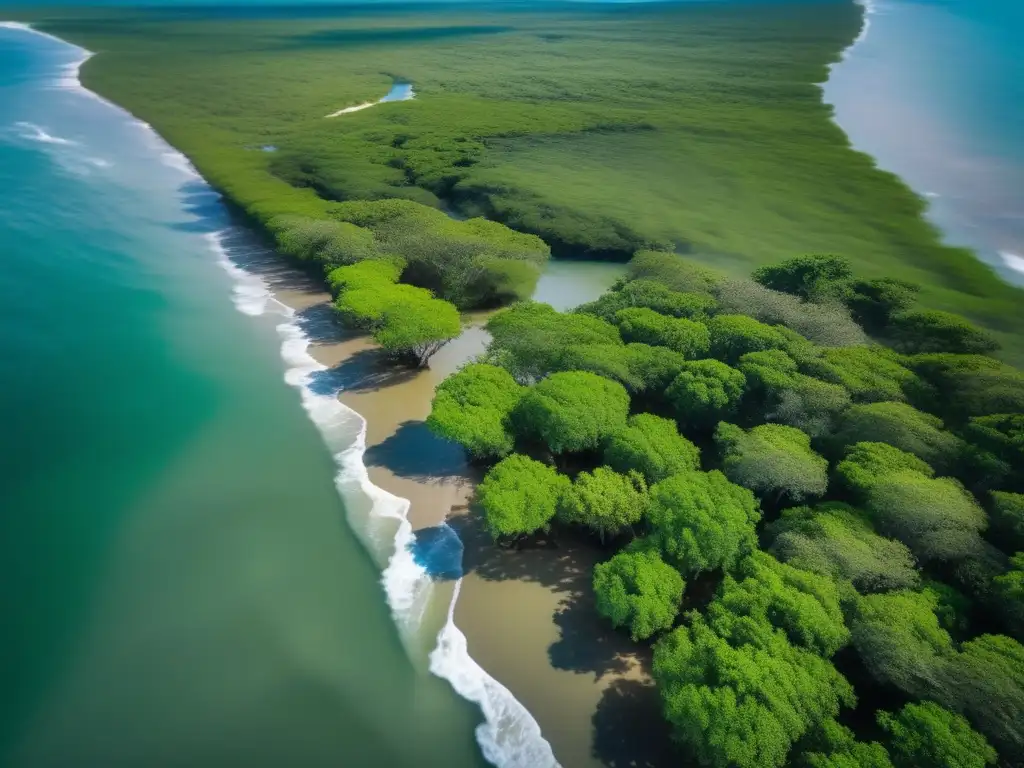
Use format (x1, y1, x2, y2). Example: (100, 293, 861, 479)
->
(432, 581, 560, 768)
(849, 0, 876, 54)
(208, 228, 558, 766)
(4, 19, 558, 767)
(13, 121, 77, 145)
(1000, 251, 1024, 275)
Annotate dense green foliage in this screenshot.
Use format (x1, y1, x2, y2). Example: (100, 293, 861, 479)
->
(798, 719, 894, 768)
(614, 307, 711, 359)
(653, 617, 853, 768)
(965, 416, 1024, 493)
(849, 589, 954, 698)
(908, 354, 1024, 423)
(603, 413, 700, 484)
(889, 310, 1000, 356)
(373, 299, 461, 366)
(707, 314, 794, 363)
(646, 471, 760, 576)
(993, 553, 1024, 641)
(426, 364, 522, 459)
(864, 472, 987, 564)
(714, 278, 867, 348)
(665, 359, 746, 428)
(752, 254, 853, 303)
(512, 371, 629, 455)
(575, 279, 716, 324)
(989, 492, 1024, 553)
(558, 467, 648, 542)
(485, 301, 621, 382)
(802, 346, 918, 404)
(708, 552, 850, 657)
(877, 702, 997, 768)
(830, 402, 963, 474)
(716, 422, 828, 504)
(477, 454, 570, 539)
(593, 548, 684, 641)
(767, 503, 920, 593)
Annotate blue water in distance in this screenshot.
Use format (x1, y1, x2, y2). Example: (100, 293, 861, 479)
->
(0, 24, 485, 768)
(827, 0, 1024, 284)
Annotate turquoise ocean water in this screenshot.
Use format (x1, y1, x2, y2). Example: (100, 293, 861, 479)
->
(0, 24, 493, 768)
(827, 0, 1024, 285)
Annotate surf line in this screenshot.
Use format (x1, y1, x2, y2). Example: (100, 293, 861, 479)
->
(0, 21, 556, 768)
(326, 82, 415, 117)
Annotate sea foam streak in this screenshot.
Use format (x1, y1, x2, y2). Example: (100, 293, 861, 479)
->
(1001, 251, 1024, 275)
(0, 21, 558, 768)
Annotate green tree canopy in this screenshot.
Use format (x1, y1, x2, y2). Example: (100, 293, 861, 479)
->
(831, 402, 964, 474)
(864, 471, 987, 563)
(752, 254, 853, 302)
(558, 466, 649, 542)
(877, 702, 996, 768)
(665, 359, 746, 428)
(714, 279, 867, 348)
(738, 349, 851, 436)
(993, 553, 1024, 641)
(485, 301, 622, 382)
(798, 720, 894, 768)
(325, 257, 404, 293)
(801, 345, 919, 404)
(716, 422, 829, 504)
(603, 413, 700, 484)
(373, 296, 462, 367)
(707, 314, 795, 363)
(990, 492, 1024, 554)
(767, 502, 920, 594)
(477, 454, 571, 539)
(909, 355, 1024, 422)
(965, 415, 1024, 494)
(844, 277, 920, 332)
(334, 280, 436, 330)
(426, 363, 523, 460)
(575, 279, 716, 323)
(849, 590, 953, 699)
(512, 371, 630, 454)
(835, 442, 935, 497)
(653, 617, 854, 768)
(943, 633, 1024, 763)
(622, 343, 689, 395)
(707, 551, 850, 657)
(614, 307, 711, 359)
(593, 547, 685, 641)
(626, 250, 722, 296)
(278, 217, 385, 269)
(646, 470, 760, 575)
(889, 310, 1000, 356)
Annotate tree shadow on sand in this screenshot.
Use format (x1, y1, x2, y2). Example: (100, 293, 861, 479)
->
(450, 508, 636, 677)
(548, 591, 634, 678)
(364, 420, 473, 485)
(307, 346, 421, 395)
(592, 677, 681, 768)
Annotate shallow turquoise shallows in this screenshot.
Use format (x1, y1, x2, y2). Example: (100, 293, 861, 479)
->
(0, 27, 485, 768)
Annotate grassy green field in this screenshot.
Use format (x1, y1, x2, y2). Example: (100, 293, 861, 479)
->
(14, 0, 1024, 358)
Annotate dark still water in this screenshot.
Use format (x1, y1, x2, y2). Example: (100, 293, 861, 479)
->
(0, 24, 485, 768)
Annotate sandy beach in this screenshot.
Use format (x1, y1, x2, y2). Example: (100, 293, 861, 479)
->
(234, 245, 675, 767)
